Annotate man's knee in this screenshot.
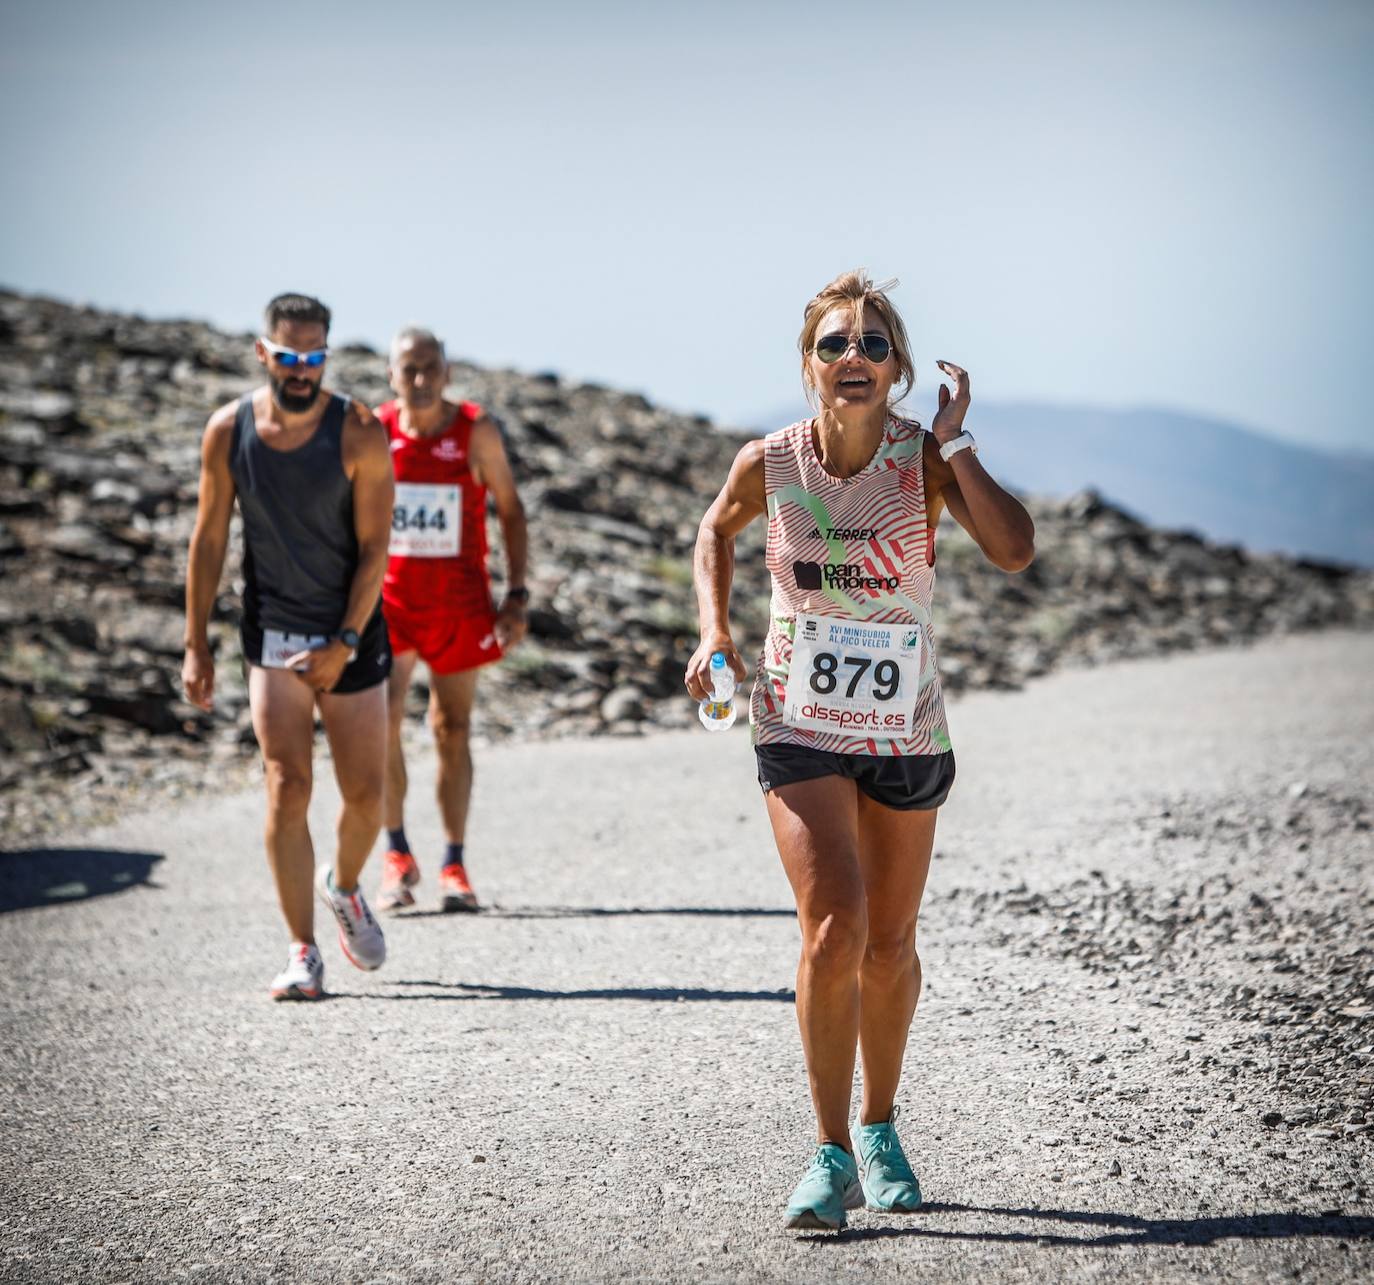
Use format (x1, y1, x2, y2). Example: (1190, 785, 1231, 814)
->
(264, 760, 312, 818)
(429, 701, 472, 748)
(338, 772, 384, 821)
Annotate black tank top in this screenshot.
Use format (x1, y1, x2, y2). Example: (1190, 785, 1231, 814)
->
(230, 392, 357, 634)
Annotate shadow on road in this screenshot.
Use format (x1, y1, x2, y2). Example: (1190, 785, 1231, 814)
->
(803, 1201, 1374, 1247)
(399, 905, 797, 920)
(0, 847, 165, 913)
(330, 979, 795, 1003)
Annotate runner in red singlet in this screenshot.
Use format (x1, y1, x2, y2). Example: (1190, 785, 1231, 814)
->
(375, 327, 528, 913)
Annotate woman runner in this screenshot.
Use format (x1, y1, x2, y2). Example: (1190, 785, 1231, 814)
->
(685, 270, 1035, 1230)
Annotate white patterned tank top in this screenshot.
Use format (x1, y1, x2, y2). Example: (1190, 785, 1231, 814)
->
(748, 414, 952, 757)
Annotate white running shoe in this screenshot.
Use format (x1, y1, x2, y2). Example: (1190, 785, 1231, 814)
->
(315, 865, 387, 971)
(269, 942, 324, 1001)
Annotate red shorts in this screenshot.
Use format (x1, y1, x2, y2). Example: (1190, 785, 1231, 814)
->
(382, 604, 503, 675)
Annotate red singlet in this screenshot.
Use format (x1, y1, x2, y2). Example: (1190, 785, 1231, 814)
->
(378, 401, 501, 674)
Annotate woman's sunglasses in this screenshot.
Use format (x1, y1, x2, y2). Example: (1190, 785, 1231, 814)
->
(260, 338, 329, 368)
(814, 332, 892, 365)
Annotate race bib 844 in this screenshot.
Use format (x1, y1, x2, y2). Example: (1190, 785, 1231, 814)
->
(390, 482, 460, 558)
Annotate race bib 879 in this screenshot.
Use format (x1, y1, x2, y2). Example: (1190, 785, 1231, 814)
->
(782, 614, 923, 738)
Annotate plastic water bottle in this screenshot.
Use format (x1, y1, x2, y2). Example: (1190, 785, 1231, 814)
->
(698, 651, 738, 731)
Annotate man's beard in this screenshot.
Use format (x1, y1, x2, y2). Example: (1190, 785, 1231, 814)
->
(270, 374, 322, 413)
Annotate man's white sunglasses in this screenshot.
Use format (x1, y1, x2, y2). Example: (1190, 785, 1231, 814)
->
(260, 337, 329, 368)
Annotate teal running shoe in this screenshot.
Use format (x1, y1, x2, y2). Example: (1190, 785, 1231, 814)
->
(783, 1142, 863, 1231)
(855, 1107, 922, 1212)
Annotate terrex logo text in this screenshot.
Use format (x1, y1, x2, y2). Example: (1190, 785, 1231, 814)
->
(793, 561, 898, 593)
(807, 526, 877, 541)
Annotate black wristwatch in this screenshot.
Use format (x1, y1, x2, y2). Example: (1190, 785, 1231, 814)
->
(504, 587, 530, 605)
(336, 628, 360, 659)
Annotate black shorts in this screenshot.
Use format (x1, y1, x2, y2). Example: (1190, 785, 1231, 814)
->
(241, 609, 391, 694)
(754, 741, 955, 812)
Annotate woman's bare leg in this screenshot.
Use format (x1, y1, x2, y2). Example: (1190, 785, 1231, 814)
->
(766, 775, 866, 1151)
(855, 797, 937, 1124)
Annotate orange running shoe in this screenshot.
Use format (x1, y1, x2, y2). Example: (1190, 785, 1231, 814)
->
(439, 862, 479, 913)
(378, 849, 421, 913)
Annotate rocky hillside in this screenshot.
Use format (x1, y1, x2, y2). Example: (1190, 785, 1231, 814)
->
(1, 289, 1371, 838)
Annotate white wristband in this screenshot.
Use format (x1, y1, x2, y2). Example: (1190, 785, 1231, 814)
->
(939, 431, 978, 462)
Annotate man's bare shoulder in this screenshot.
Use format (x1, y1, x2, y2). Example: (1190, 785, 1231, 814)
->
(206, 396, 242, 431)
(341, 398, 391, 472)
(202, 396, 245, 459)
(468, 410, 503, 445)
(344, 396, 373, 423)
(342, 397, 383, 436)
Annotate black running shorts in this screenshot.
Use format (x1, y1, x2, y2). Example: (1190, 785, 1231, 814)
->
(241, 609, 391, 694)
(754, 741, 955, 812)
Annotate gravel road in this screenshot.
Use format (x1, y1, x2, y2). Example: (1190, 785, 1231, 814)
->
(3, 630, 1372, 1283)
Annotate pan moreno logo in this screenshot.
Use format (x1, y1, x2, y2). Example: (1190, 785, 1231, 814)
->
(792, 560, 898, 593)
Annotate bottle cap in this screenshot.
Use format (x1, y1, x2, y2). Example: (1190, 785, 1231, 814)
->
(710, 651, 726, 669)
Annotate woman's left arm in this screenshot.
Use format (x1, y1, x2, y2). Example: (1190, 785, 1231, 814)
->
(925, 360, 1035, 573)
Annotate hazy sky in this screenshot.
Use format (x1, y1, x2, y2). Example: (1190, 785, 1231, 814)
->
(2, 0, 1371, 451)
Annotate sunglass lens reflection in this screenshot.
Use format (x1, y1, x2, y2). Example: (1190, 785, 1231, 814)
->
(270, 349, 326, 368)
(815, 334, 891, 364)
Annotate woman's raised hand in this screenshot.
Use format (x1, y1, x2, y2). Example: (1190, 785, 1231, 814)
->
(932, 359, 971, 443)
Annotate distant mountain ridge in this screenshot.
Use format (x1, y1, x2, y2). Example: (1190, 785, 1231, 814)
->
(754, 403, 1374, 568)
